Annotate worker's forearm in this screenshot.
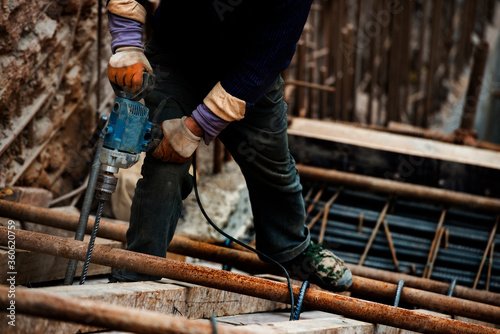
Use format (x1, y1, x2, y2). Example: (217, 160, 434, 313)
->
(191, 104, 230, 145)
(108, 12, 143, 52)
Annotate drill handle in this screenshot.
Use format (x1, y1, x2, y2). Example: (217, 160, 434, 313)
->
(110, 72, 156, 101)
(146, 122, 164, 153)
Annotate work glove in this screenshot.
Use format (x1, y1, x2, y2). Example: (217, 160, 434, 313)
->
(152, 116, 202, 163)
(108, 46, 153, 93)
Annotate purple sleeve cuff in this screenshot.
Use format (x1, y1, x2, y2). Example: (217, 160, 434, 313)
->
(108, 12, 144, 53)
(191, 104, 230, 145)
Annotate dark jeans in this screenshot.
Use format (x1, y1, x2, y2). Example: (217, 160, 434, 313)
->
(112, 50, 310, 282)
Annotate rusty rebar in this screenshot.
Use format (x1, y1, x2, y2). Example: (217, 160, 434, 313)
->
(305, 185, 325, 219)
(0, 285, 249, 334)
(1, 200, 499, 308)
(296, 164, 500, 213)
(486, 242, 495, 291)
(382, 219, 400, 272)
(318, 200, 331, 244)
(358, 197, 392, 265)
(1, 227, 498, 333)
(423, 209, 448, 278)
(425, 227, 446, 280)
(0, 199, 127, 242)
(307, 188, 342, 230)
(473, 216, 499, 289)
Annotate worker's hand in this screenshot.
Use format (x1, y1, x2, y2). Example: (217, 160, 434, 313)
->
(152, 116, 202, 163)
(108, 46, 153, 93)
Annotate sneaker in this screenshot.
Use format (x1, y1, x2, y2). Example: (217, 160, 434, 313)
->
(284, 242, 353, 292)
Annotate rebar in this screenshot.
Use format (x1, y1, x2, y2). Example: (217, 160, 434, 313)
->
(394, 280, 405, 307)
(358, 197, 391, 265)
(79, 200, 105, 284)
(296, 164, 500, 212)
(423, 209, 448, 278)
(473, 216, 499, 289)
(0, 285, 249, 334)
(1, 200, 498, 307)
(2, 227, 500, 328)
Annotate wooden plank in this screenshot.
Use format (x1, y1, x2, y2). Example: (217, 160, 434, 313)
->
(0, 282, 187, 334)
(0, 280, 287, 334)
(173, 280, 287, 319)
(219, 311, 374, 333)
(0, 235, 123, 284)
(288, 118, 500, 170)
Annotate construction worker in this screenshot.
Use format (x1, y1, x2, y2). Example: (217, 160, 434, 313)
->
(106, 0, 353, 292)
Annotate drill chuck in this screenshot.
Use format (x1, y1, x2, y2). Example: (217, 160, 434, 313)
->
(95, 165, 118, 201)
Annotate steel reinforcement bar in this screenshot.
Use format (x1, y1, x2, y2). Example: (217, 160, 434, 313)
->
(296, 164, 500, 213)
(0, 285, 253, 334)
(0, 227, 498, 334)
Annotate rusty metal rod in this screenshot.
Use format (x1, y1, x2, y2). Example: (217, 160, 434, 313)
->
(0, 285, 249, 334)
(296, 164, 500, 212)
(318, 200, 331, 244)
(307, 187, 342, 230)
(358, 197, 391, 266)
(423, 209, 447, 278)
(382, 219, 400, 272)
(0, 199, 128, 243)
(473, 216, 499, 289)
(426, 227, 446, 279)
(1, 227, 497, 333)
(486, 242, 495, 291)
(1, 200, 499, 308)
(305, 185, 325, 219)
(167, 239, 500, 323)
(348, 264, 500, 308)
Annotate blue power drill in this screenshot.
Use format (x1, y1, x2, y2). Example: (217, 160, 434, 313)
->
(95, 72, 162, 201)
(75, 72, 163, 284)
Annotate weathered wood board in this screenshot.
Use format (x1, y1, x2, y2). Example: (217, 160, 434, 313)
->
(217, 310, 374, 333)
(0, 280, 286, 334)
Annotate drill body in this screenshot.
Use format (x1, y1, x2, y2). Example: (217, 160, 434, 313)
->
(101, 97, 153, 168)
(95, 73, 160, 201)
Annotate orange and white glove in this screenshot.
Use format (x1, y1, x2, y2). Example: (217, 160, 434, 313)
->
(152, 117, 202, 163)
(107, 46, 153, 93)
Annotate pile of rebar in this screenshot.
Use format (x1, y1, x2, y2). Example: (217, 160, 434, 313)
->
(303, 183, 500, 292)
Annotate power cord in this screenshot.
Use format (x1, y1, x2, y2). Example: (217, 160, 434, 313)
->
(192, 155, 296, 321)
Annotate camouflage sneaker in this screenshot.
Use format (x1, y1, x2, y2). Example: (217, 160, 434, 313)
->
(284, 242, 353, 292)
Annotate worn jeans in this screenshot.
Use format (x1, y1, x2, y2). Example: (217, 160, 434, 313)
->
(112, 49, 310, 282)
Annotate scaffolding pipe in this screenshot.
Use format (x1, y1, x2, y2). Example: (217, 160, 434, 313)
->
(0, 285, 251, 334)
(0, 227, 498, 333)
(296, 164, 500, 213)
(1, 200, 499, 308)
